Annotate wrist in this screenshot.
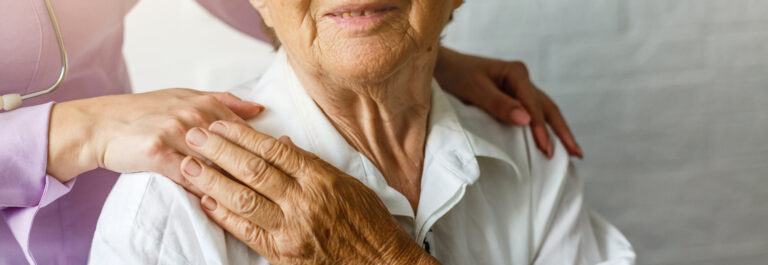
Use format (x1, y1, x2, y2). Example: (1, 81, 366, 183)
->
(436, 45, 459, 64)
(381, 240, 440, 265)
(434, 46, 462, 80)
(413, 250, 440, 265)
(47, 100, 99, 182)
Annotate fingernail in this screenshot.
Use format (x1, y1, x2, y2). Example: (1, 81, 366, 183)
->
(209, 121, 228, 136)
(248, 102, 265, 113)
(201, 195, 218, 211)
(187, 128, 208, 147)
(182, 157, 202, 177)
(510, 108, 531, 124)
(575, 144, 584, 159)
(547, 142, 554, 159)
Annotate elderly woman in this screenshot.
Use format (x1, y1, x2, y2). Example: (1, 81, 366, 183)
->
(89, 0, 635, 264)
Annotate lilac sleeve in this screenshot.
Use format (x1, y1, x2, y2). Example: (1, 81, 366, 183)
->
(0, 103, 75, 263)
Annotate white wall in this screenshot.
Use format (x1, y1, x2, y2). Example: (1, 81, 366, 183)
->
(124, 0, 274, 93)
(125, 1, 768, 264)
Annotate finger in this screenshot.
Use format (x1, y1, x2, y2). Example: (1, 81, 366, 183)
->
(210, 92, 265, 120)
(186, 127, 297, 202)
(181, 156, 284, 230)
(155, 151, 204, 197)
(510, 79, 552, 158)
(199, 195, 276, 257)
(468, 77, 532, 125)
(540, 91, 583, 159)
(278, 136, 318, 159)
(207, 121, 308, 178)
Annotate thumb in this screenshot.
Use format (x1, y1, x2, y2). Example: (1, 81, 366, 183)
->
(212, 92, 265, 119)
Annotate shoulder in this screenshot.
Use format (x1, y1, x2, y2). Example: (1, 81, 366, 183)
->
(445, 93, 572, 184)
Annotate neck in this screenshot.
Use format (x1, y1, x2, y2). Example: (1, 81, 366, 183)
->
(288, 50, 437, 213)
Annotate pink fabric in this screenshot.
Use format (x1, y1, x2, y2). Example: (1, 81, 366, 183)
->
(0, 0, 265, 264)
(196, 0, 269, 40)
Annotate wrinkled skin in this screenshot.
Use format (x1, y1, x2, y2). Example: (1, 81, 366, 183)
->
(178, 0, 582, 264)
(181, 121, 437, 264)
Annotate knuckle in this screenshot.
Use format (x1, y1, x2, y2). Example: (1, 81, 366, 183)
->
(198, 94, 221, 106)
(233, 189, 259, 216)
(257, 138, 285, 159)
(240, 157, 269, 188)
(159, 118, 186, 136)
(175, 87, 194, 94)
(222, 92, 236, 99)
(144, 135, 167, 157)
(240, 221, 260, 244)
(509, 61, 529, 76)
(179, 108, 208, 125)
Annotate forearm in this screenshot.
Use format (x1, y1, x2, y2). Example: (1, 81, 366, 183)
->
(380, 239, 441, 265)
(46, 100, 98, 183)
(413, 252, 441, 265)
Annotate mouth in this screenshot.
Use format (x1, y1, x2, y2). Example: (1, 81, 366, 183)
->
(323, 4, 399, 31)
(325, 6, 397, 18)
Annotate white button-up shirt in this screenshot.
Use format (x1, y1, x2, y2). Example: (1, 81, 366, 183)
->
(89, 50, 636, 265)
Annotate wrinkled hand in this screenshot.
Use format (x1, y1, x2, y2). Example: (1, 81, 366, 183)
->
(180, 121, 437, 265)
(435, 46, 582, 158)
(47, 88, 263, 185)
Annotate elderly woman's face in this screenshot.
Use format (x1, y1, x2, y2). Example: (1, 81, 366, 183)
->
(252, 0, 462, 82)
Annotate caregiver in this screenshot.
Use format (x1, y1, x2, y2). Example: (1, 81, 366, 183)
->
(0, 0, 581, 264)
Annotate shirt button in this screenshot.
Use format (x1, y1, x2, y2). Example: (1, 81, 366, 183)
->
(422, 229, 434, 255)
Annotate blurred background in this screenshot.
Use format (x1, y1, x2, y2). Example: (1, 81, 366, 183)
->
(125, 0, 768, 264)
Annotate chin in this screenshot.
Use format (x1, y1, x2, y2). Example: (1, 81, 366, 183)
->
(324, 42, 414, 84)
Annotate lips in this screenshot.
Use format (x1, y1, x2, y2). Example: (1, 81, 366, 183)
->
(323, 3, 398, 18)
(325, 7, 397, 18)
(320, 3, 401, 33)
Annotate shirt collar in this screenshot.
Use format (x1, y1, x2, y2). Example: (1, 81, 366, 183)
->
(257, 50, 523, 218)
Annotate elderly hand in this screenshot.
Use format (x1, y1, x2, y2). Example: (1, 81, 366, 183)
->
(46, 88, 263, 187)
(435, 46, 582, 159)
(180, 121, 439, 265)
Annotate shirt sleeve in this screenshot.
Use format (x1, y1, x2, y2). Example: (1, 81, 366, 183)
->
(527, 133, 636, 265)
(0, 102, 75, 208)
(0, 102, 76, 265)
(195, 0, 269, 42)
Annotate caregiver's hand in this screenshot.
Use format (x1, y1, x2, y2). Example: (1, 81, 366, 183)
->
(46, 88, 264, 187)
(435, 46, 583, 159)
(180, 121, 439, 265)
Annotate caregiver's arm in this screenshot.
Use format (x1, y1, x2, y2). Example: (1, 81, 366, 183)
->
(45, 89, 262, 187)
(181, 121, 440, 264)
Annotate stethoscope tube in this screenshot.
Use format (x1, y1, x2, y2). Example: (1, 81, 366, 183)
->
(0, 0, 69, 111)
